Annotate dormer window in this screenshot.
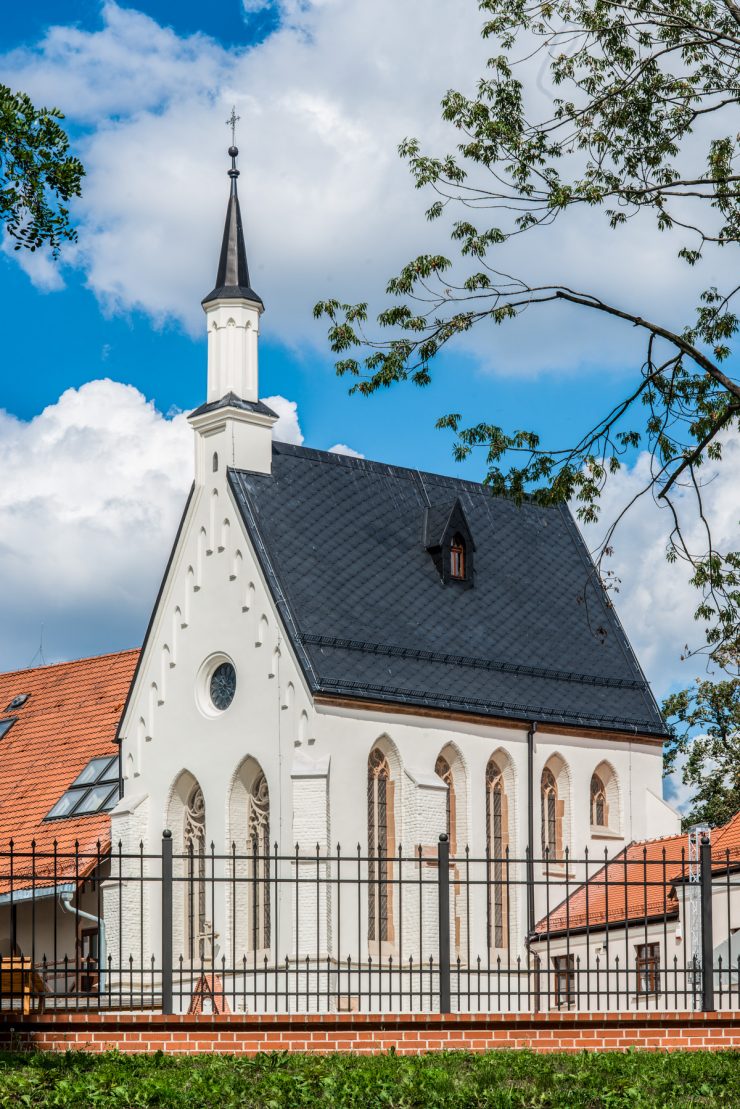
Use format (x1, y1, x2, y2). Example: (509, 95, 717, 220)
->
(450, 534, 466, 580)
(424, 499, 475, 586)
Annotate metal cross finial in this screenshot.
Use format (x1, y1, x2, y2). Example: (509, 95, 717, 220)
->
(226, 106, 240, 146)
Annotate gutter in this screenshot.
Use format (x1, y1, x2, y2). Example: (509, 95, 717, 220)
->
(0, 883, 75, 907)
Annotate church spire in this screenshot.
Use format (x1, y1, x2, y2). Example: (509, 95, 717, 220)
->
(202, 135, 263, 309)
(190, 117, 276, 481)
(200, 115, 265, 407)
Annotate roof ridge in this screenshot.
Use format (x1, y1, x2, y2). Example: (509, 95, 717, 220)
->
(268, 442, 543, 503)
(630, 809, 740, 851)
(628, 830, 687, 849)
(0, 647, 140, 682)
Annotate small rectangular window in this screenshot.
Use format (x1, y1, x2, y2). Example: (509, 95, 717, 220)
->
(636, 942, 661, 995)
(553, 954, 575, 1008)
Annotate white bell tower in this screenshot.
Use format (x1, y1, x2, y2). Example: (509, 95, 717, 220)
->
(189, 131, 276, 482)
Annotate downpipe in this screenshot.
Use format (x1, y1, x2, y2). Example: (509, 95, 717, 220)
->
(59, 891, 107, 995)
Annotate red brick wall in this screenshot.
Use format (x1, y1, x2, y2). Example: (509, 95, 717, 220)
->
(1, 1012, 739, 1054)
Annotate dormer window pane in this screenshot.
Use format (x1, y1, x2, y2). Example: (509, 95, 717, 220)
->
(72, 756, 115, 788)
(47, 791, 82, 820)
(450, 534, 466, 579)
(74, 783, 118, 815)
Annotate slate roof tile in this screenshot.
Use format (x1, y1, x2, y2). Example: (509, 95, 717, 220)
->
(229, 443, 666, 736)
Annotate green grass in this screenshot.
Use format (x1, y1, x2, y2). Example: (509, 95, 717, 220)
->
(0, 1050, 739, 1108)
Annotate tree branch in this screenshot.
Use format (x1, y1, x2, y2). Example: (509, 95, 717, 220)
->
(553, 289, 740, 401)
(658, 403, 740, 500)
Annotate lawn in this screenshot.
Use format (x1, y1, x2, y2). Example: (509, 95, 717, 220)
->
(0, 1050, 739, 1108)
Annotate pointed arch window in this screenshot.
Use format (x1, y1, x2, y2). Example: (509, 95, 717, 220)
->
(541, 767, 561, 858)
(248, 772, 271, 951)
(435, 754, 457, 851)
(368, 748, 394, 945)
(184, 784, 207, 962)
(449, 533, 466, 580)
(590, 773, 607, 828)
(486, 759, 508, 948)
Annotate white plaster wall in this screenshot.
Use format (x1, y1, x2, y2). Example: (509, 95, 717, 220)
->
(104, 794, 152, 990)
(118, 461, 315, 971)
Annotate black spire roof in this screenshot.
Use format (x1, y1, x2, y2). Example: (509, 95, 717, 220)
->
(202, 145, 263, 308)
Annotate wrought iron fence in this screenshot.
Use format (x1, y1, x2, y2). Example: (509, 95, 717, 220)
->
(0, 833, 737, 1015)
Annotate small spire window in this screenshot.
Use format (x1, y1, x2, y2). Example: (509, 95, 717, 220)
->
(450, 534, 466, 580)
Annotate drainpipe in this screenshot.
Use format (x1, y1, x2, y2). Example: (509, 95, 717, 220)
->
(59, 892, 107, 994)
(527, 721, 538, 935)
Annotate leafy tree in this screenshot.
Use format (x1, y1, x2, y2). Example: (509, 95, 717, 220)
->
(663, 661, 740, 828)
(315, 0, 740, 667)
(0, 85, 83, 256)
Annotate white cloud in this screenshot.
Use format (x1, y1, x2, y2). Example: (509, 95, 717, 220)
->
(263, 394, 304, 444)
(0, 380, 190, 670)
(328, 443, 364, 458)
(2, 1, 725, 374)
(577, 433, 740, 699)
(0, 380, 311, 670)
(663, 746, 703, 816)
(2, 238, 67, 292)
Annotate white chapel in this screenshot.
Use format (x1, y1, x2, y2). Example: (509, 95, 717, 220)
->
(89, 143, 680, 985)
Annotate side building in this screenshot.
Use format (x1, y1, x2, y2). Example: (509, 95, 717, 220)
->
(0, 651, 138, 1003)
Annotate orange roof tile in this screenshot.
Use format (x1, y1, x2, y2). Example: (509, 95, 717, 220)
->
(535, 813, 740, 936)
(0, 649, 139, 891)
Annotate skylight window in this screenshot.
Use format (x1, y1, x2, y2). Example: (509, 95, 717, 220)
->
(5, 693, 29, 712)
(0, 718, 16, 740)
(46, 755, 120, 821)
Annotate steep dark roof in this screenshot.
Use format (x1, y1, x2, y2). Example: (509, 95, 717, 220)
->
(228, 443, 667, 737)
(202, 155, 263, 308)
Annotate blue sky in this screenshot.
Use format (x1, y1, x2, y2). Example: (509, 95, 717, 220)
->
(1, 1, 276, 54)
(0, 1, 641, 469)
(0, 0, 737, 770)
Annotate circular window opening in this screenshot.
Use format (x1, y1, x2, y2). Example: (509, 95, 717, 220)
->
(209, 661, 237, 711)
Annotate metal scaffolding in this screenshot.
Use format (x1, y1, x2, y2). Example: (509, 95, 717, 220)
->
(688, 823, 710, 1009)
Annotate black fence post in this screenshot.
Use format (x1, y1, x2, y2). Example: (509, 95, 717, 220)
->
(438, 832, 451, 1015)
(162, 829, 173, 1015)
(700, 834, 715, 1012)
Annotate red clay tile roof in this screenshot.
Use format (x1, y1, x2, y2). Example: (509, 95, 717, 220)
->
(535, 811, 740, 936)
(0, 650, 139, 891)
